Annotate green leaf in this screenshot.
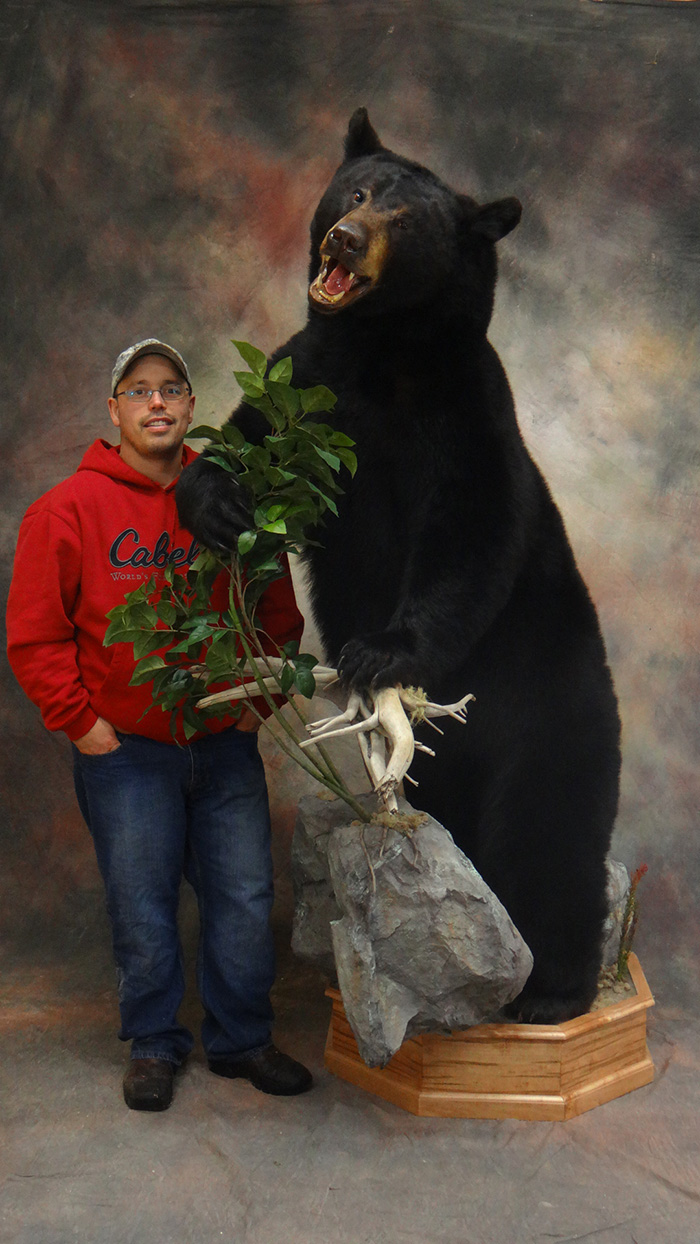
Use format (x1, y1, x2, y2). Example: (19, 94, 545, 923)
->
(242, 446, 271, 472)
(165, 636, 192, 656)
(266, 381, 300, 420)
(187, 424, 224, 443)
(315, 446, 341, 472)
(262, 519, 287, 535)
(267, 467, 296, 484)
(129, 603, 159, 628)
(335, 447, 358, 476)
(122, 582, 149, 605)
(103, 622, 145, 648)
(204, 647, 235, 675)
(279, 663, 294, 694)
(190, 549, 222, 573)
(232, 340, 267, 378)
(168, 667, 190, 687)
(221, 423, 246, 450)
(237, 530, 257, 556)
(300, 385, 338, 414)
(151, 666, 177, 693)
(105, 602, 128, 623)
(293, 667, 316, 698)
(308, 481, 339, 516)
(234, 370, 266, 399)
(184, 624, 216, 645)
(269, 357, 293, 384)
(129, 654, 168, 687)
(160, 637, 191, 655)
(181, 611, 220, 629)
(204, 453, 237, 474)
(133, 630, 170, 660)
(157, 601, 178, 625)
(259, 402, 286, 433)
(251, 556, 282, 574)
(293, 652, 319, 670)
(274, 503, 307, 521)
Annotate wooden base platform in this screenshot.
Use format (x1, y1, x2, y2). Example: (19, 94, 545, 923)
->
(324, 953, 654, 1121)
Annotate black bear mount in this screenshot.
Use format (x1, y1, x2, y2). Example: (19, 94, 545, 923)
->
(176, 108, 621, 1025)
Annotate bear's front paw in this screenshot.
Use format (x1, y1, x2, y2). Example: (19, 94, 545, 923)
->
(176, 457, 253, 552)
(337, 631, 416, 691)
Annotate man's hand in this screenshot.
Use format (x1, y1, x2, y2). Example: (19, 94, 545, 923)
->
(236, 707, 262, 733)
(74, 717, 121, 754)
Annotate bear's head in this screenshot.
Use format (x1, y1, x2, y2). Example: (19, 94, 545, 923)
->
(308, 108, 521, 334)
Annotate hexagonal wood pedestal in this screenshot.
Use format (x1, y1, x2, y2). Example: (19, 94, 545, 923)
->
(324, 953, 654, 1121)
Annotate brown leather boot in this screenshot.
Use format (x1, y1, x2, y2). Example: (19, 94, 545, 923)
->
(208, 1044, 313, 1096)
(123, 1058, 175, 1112)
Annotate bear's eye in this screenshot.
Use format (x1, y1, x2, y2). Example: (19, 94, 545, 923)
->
(353, 189, 365, 203)
(394, 216, 409, 231)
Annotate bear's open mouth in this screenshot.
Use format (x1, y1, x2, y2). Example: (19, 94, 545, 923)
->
(309, 257, 373, 311)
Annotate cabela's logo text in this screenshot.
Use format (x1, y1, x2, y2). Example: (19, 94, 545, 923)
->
(109, 529, 200, 569)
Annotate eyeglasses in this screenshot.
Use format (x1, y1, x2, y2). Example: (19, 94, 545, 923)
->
(114, 384, 191, 403)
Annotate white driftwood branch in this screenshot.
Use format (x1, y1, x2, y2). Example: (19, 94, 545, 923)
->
(196, 654, 474, 816)
(197, 661, 340, 709)
(304, 681, 475, 813)
(199, 675, 281, 707)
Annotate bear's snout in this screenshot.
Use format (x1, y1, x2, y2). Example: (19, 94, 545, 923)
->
(327, 219, 369, 263)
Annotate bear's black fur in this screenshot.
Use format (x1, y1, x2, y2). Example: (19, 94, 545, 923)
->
(177, 109, 621, 1023)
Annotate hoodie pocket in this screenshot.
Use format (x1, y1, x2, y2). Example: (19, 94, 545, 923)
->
(92, 645, 137, 719)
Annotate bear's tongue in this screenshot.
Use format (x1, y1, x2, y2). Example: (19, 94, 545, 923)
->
(324, 263, 355, 296)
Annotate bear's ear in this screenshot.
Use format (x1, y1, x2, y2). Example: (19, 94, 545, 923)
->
(344, 107, 383, 160)
(471, 197, 522, 242)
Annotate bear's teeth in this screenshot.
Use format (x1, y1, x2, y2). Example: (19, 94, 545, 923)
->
(324, 263, 356, 296)
(311, 280, 344, 303)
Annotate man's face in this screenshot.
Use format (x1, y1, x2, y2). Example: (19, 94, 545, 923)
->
(108, 355, 194, 463)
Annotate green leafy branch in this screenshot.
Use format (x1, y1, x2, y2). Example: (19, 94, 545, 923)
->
(103, 340, 370, 822)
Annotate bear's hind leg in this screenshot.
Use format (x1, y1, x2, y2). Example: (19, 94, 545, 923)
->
(468, 765, 616, 1025)
(502, 939, 604, 1025)
(492, 859, 609, 1024)
(410, 710, 618, 1025)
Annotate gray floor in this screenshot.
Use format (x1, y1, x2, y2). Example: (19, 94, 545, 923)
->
(1, 869, 699, 1244)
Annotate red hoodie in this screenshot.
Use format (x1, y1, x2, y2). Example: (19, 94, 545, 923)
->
(6, 439, 304, 744)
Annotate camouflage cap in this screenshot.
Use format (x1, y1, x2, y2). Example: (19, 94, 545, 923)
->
(111, 339, 191, 395)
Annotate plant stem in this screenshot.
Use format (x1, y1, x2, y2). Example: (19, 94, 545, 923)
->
(226, 576, 370, 821)
(245, 624, 353, 796)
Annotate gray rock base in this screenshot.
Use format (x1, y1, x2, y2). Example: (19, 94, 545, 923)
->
(602, 859, 631, 968)
(292, 793, 534, 1067)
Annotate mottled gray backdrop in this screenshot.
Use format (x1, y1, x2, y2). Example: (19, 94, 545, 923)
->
(1, 0, 698, 1012)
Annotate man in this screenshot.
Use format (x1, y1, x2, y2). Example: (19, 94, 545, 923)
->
(6, 340, 312, 1111)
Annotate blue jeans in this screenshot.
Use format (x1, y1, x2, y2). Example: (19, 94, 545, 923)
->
(73, 727, 275, 1065)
